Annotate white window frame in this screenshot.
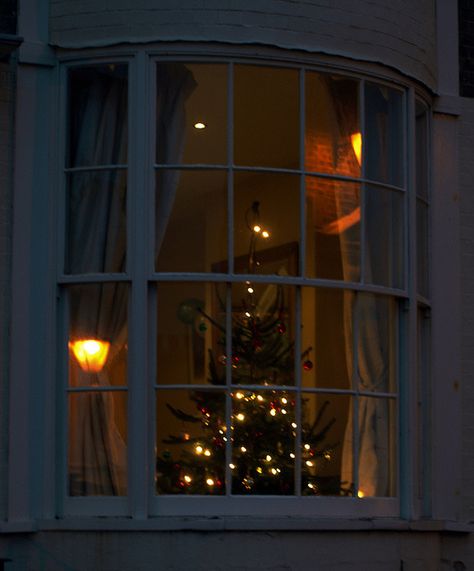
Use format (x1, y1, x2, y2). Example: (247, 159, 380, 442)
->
(8, 43, 453, 529)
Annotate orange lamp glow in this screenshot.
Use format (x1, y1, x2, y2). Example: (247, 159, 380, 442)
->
(351, 132, 362, 166)
(69, 339, 110, 373)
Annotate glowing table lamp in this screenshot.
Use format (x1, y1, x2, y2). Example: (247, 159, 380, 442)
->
(69, 339, 110, 373)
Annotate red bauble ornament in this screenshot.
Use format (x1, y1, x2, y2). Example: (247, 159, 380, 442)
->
(303, 359, 313, 371)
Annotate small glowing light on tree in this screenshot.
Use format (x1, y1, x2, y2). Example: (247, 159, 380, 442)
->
(261, 230, 270, 239)
(69, 339, 110, 373)
(236, 413, 245, 421)
(290, 453, 296, 459)
(276, 468, 281, 473)
(281, 397, 288, 404)
(304, 444, 311, 450)
(229, 463, 235, 470)
(235, 392, 244, 400)
(324, 452, 331, 460)
(270, 409, 277, 417)
(245, 311, 251, 317)
(257, 395, 264, 402)
(256, 467, 263, 474)
(265, 455, 272, 462)
(351, 131, 362, 166)
(183, 433, 190, 441)
(240, 446, 247, 453)
(223, 436, 227, 442)
(253, 224, 261, 233)
(247, 287, 254, 294)
(206, 478, 214, 486)
(271, 468, 278, 475)
(194, 122, 206, 130)
(281, 409, 287, 415)
(357, 490, 365, 498)
(308, 482, 314, 489)
(291, 422, 297, 429)
(195, 445, 203, 455)
(219, 429, 224, 435)
(184, 475, 192, 483)
(204, 449, 211, 457)
(306, 460, 314, 467)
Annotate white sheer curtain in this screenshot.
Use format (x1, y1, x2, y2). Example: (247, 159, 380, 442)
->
(155, 64, 196, 255)
(308, 75, 392, 496)
(68, 67, 128, 495)
(68, 64, 196, 495)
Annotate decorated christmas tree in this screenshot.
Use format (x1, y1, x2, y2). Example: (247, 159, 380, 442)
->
(156, 203, 342, 496)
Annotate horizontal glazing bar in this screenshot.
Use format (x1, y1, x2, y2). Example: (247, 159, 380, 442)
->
(58, 273, 131, 284)
(64, 164, 128, 173)
(150, 273, 409, 297)
(153, 164, 406, 193)
(154, 384, 397, 398)
(66, 386, 128, 393)
(416, 294, 431, 307)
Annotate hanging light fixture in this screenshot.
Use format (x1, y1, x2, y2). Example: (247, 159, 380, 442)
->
(69, 339, 110, 373)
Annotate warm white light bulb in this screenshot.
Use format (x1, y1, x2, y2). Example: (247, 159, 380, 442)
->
(265, 455, 272, 462)
(290, 453, 296, 459)
(195, 445, 203, 455)
(247, 287, 254, 294)
(204, 449, 211, 457)
(304, 444, 311, 450)
(270, 409, 277, 417)
(194, 122, 206, 130)
(240, 446, 247, 453)
(262, 230, 270, 239)
(184, 475, 192, 483)
(306, 460, 314, 467)
(253, 225, 261, 233)
(236, 392, 244, 400)
(206, 478, 214, 486)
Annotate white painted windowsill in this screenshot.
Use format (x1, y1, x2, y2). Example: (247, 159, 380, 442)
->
(1, 518, 472, 534)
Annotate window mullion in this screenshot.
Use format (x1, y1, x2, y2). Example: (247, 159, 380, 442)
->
(400, 87, 418, 520)
(128, 51, 149, 519)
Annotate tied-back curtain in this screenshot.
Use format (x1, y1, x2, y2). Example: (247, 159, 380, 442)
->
(68, 68, 128, 496)
(155, 64, 196, 256)
(308, 76, 392, 497)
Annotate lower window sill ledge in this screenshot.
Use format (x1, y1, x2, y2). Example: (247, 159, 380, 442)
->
(2, 517, 467, 533)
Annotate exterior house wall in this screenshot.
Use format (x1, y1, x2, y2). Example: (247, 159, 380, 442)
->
(459, 96, 474, 524)
(49, 0, 436, 90)
(0, 59, 14, 522)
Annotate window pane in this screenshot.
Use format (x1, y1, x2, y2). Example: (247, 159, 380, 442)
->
(66, 170, 126, 274)
(417, 199, 429, 297)
(306, 178, 360, 281)
(357, 397, 397, 497)
(156, 282, 226, 386)
(301, 287, 353, 390)
(365, 84, 403, 187)
(232, 390, 295, 495)
(305, 73, 360, 177)
(68, 391, 127, 496)
(234, 172, 299, 276)
(364, 186, 404, 289)
(231, 283, 295, 386)
(234, 65, 299, 168)
(68, 283, 128, 387)
(155, 169, 227, 272)
(416, 100, 429, 200)
(156, 63, 227, 165)
(68, 64, 128, 168)
(155, 389, 226, 495)
(356, 293, 397, 394)
(301, 393, 352, 496)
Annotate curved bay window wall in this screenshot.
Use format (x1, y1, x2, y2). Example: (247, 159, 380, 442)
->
(61, 59, 429, 513)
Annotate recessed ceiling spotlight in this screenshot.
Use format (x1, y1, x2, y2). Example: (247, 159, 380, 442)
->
(194, 122, 206, 130)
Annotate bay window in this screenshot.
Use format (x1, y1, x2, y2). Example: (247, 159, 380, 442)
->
(59, 55, 429, 517)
